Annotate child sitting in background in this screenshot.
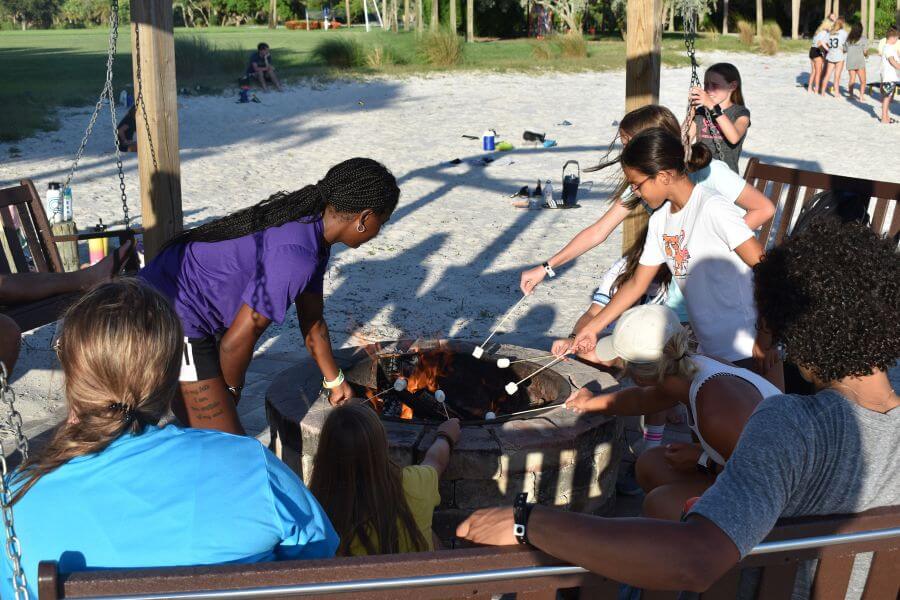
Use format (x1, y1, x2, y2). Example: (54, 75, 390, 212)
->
(310, 403, 460, 555)
(689, 63, 750, 173)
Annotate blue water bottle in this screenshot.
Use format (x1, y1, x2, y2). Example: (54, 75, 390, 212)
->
(482, 130, 496, 151)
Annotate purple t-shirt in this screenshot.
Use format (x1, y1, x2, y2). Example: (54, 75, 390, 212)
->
(140, 218, 330, 338)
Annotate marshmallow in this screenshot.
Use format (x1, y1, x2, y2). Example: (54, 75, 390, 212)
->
(496, 357, 510, 368)
(435, 389, 446, 403)
(393, 378, 408, 392)
(471, 346, 484, 359)
(485, 411, 496, 420)
(505, 382, 519, 395)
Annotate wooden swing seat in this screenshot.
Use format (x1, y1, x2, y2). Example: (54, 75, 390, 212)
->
(0, 179, 140, 332)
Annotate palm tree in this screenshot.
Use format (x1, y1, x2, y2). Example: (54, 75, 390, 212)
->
(417, 0, 424, 32)
(722, 0, 729, 34)
(755, 0, 762, 37)
(466, 0, 473, 41)
(346, 0, 352, 26)
(791, 0, 799, 39)
(449, 0, 456, 32)
(404, 0, 410, 29)
(268, 0, 276, 28)
(431, 0, 439, 30)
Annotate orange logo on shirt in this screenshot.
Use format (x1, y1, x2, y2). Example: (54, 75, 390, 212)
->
(662, 231, 690, 277)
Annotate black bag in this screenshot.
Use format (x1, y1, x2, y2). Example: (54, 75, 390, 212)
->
(790, 190, 870, 238)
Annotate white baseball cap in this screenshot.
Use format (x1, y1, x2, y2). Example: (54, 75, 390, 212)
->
(594, 304, 684, 364)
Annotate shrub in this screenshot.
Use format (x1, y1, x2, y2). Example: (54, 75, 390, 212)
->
(312, 36, 365, 68)
(531, 40, 555, 60)
(285, 20, 304, 29)
(365, 44, 406, 68)
(736, 19, 754, 45)
(418, 29, 464, 67)
(174, 36, 246, 80)
(553, 32, 588, 59)
(759, 20, 781, 55)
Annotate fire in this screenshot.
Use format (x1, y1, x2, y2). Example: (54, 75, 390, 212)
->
(400, 404, 414, 419)
(407, 351, 453, 394)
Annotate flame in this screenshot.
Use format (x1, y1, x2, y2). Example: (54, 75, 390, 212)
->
(365, 388, 383, 412)
(407, 351, 453, 394)
(400, 403, 413, 420)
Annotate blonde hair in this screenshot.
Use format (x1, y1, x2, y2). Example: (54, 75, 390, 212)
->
(11, 279, 182, 504)
(625, 327, 698, 384)
(815, 19, 832, 34)
(829, 17, 845, 34)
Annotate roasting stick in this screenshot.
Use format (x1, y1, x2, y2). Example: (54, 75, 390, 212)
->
(472, 295, 529, 359)
(505, 355, 567, 395)
(369, 378, 408, 401)
(435, 389, 450, 420)
(496, 354, 556, 368)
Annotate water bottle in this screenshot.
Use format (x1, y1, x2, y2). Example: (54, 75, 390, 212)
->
(119, 90, 129, 107)
(482, 130, 496, 152)
(543, 179, 557, 208)
(46, 182, 62, 223)
(62, 187, 73, 222)
(88, 220, 108, 265)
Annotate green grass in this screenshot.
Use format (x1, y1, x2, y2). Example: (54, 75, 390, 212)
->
(0, 27, 809, 141)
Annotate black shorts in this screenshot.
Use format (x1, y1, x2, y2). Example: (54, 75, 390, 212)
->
(882, 82, 897, 99)
(809, 47, 823, 60)
(179, 336, 222, 382)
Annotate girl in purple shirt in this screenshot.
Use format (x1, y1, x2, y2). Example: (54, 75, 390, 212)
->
(141, 158, 399, 434)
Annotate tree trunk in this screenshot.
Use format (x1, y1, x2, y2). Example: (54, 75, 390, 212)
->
(623, 0, 661, 253)
(861, 0, 867, 35)
(466, 0, 473, 41)
(755, 0, 762, 37)
(833, 0, 839, 16)
(404, 0, 409, 29)
(392, 0, 398, 32)
(430, 0, 438, 30)
(791, 0, 799, 39)
(346, 0, 352, 25)
(268, 0, 276, 28)
(867, 0, 875, 40)
(722, 0, 728, 34)
(416, 0, 423, 32)
(823, 0, 831, 19)
(449, 0, 456, 32)
(667, 0, 674, 33)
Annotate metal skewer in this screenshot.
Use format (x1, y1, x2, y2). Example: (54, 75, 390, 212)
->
(505, 355, 567, 395)
(472, 295, 529, 358)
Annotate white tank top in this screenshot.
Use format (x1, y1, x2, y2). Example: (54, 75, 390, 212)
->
(686, 355, 783, 466)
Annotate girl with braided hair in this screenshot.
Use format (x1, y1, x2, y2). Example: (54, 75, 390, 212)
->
(140, 157, 399, 435)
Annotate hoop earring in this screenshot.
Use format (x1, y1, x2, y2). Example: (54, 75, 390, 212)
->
(356, 223, 366, 233)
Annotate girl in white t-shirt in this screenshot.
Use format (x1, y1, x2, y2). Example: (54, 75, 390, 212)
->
(560, 127, 783, 389)
(808, 19, 832, 94)
(820, 17, 848, 98)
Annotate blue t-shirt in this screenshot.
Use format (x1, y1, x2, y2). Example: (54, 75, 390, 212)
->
(1, 425, 338, 598)
(140, 218, 330, 338)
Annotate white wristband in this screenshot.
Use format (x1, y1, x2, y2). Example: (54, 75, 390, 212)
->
(323, 369, 345, 389)
(542, 262, 556, 278)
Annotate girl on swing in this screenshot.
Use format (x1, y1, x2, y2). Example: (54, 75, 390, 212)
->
(140, 158, 399, 435)
(689, 63, 750, 173)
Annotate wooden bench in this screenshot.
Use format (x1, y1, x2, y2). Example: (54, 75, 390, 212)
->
(742, 158, 900, 248)
(37, 505, 900, 599)
(0, 179, 139, 332)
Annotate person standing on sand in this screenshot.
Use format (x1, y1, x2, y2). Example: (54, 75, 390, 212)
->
(879, 26, 900, 125)
(139, 158, 399, 436)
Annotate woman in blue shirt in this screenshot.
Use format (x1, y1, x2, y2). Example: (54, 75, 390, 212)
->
(1, 279, 338, 598)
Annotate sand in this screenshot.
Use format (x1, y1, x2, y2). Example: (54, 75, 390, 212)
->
(1, 49, 898, 444)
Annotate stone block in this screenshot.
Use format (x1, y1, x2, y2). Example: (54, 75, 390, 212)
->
(438, 479, 455, 509)
(417, 426, 501, 480)
(454, 473, 535, 510)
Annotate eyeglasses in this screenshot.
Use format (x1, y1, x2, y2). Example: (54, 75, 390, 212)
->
(630, 175, 653, 194)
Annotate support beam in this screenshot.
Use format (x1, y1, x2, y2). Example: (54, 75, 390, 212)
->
(623, 0, 661, 253)
(130, 0, 183, 261)
(791, 0, 799, 39)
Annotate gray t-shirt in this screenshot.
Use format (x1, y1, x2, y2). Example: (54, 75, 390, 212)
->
(689, 389, 900, 557)
(694, 104, 751, 173)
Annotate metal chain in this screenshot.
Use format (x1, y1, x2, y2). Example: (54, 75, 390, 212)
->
(1, 363, 30, 600)
(62, 0, 132, 229)
(133, 22, 159, 175)
(680, 2, 725, 162)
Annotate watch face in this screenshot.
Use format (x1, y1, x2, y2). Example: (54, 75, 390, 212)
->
(514, 524, 526, 536)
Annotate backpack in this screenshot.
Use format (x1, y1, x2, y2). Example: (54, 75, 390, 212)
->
(790, 190, 870, 238)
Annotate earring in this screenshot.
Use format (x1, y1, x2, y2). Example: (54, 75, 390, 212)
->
(356, 223, 366, 233)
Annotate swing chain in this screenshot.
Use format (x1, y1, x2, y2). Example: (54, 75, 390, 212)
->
(133, 22, 159, 175)
(681, 2, 724, 161)
(1, 363, 30, 600)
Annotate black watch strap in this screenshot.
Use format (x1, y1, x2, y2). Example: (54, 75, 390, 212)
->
(513, 492, 534, 545)
(711, 104, 724, 118)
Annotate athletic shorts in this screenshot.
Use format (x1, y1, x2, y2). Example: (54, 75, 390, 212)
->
(881, 82, 897, 99)
(179, 336, 222, 382)
(809, 47, 824, 60)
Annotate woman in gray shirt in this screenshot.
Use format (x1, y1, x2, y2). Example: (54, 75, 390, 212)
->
(845, 22, 869, 100)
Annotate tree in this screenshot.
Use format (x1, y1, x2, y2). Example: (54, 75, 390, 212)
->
(448, 0, 455, 31)
(465, 0, 472, 40)
(268, 0, 275, 27)
(755, 0, 761, 37)
(521, 0, 586, 32)
(416, 0, 423, 31)
(346, 0, 351, 24)
(403, 0, 409, 28)
(722, 0, 728, 34)
(791, 0, 798, 39)
(430, 0, 437, 29)
(5, 0, 61, 28)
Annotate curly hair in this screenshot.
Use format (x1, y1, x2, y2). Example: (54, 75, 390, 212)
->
(753, 218, 900, 383)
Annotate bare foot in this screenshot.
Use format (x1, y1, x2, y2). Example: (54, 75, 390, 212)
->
(80, 240, 134, 289)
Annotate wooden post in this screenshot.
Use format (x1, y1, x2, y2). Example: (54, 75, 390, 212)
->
(131, 0, 183, 261)
(51, 222, 79, 272)
(722, 0, 728, 34)
(466, 0, 473, 41)
(430, 0, 438, 30)
(755, 0, 762, 37)
(449, 0, 456, 33)
(623, 0, 661, 253)
(791, 0, 799, 39)
(268, 0, 276, 28)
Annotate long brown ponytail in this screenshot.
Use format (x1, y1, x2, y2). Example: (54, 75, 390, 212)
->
(10, 279, 182, 504)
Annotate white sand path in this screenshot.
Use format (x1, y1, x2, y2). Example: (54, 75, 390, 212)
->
(1, 50, 897, 443)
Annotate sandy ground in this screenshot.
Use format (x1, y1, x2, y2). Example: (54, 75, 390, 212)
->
(1, 49, 898, 446)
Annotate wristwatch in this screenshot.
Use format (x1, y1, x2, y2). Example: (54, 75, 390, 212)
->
(696, 451, 717, 476)
(542, 262, 556, 278)
(710, 104, 724, 118)
(513, 492, 534, 545)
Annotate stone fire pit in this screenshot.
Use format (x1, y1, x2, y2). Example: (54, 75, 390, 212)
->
(266, 339, 623, 540)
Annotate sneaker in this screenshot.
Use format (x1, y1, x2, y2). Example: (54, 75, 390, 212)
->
(616, 462, 643, 496)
